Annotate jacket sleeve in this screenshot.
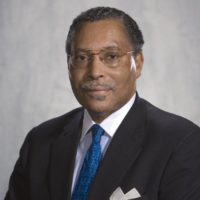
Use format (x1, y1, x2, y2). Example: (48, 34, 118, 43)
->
(159, 127, 200, 200)
(4, 128, 35, 200)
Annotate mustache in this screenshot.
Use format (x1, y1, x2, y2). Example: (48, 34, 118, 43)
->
(81, 81, 115, 91)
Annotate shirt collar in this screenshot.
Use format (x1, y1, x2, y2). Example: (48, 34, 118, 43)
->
(81, 93, 136, 141)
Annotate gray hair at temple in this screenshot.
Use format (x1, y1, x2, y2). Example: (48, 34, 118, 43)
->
(65, 7, 144, 56)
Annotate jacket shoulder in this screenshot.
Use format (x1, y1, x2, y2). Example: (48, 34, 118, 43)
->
(136, 98, 200, 164)
(28, 107, 84, 140)
(140, 98, 200, 139)
(141, 98, 198, 126)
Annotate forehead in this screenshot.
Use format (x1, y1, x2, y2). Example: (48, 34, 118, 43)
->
(72, 19, 132, 51)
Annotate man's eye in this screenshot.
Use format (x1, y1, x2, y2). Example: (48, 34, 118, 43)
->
(74, 54, 89, 62)
(104, 52, 120, 60)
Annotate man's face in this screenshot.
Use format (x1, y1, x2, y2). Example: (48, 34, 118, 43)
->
(68, 19, 143, 122)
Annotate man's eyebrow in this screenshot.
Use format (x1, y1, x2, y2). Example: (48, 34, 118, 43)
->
(102, 46, 120, 50)
(74, 46, 120, 52)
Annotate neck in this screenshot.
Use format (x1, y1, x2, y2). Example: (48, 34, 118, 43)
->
(87, 93, 137, 123)
(88, 111, 111, 124)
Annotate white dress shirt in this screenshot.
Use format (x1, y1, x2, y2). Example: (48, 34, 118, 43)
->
(71, 93, 136, 192)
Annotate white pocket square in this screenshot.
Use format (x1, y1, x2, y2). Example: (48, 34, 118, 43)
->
(110, 187, 141, 200)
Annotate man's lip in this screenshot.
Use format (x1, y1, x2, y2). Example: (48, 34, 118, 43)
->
(86, 88, 110, 92)
(81, 82, 114, 94)
(83, 87, 111, 95)
(82, 86, 111, 91)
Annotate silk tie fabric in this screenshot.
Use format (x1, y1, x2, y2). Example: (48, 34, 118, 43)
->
(72, 124, 104, 200)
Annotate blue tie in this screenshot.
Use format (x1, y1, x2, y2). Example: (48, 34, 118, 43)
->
(72, 124, 104, 200)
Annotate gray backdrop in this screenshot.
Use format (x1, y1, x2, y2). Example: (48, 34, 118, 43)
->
(0, 0, 200, 198)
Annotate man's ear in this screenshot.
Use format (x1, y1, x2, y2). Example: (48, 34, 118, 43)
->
(67, 57, 72, 79)
(135, 52, 144, 78)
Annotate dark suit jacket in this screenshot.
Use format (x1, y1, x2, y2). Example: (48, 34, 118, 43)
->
(5, 96, 200, 200)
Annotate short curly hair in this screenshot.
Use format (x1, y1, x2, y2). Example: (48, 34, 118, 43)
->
(66, 6, 144, 55)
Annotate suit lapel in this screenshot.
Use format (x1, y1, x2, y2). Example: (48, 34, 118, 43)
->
(88, 97, 147, 200)
(48, 110, 83, 200)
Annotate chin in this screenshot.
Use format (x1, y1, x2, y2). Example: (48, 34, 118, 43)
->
(84, 102, 109, 113)
(87, 106, 108, 115)
(79, 96, 117, 115)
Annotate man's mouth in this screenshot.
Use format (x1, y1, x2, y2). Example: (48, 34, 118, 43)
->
(86, 87, 110, 96)
(81, 82, 114, 99)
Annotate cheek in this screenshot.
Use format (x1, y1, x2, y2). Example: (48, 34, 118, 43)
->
(113, 69, 136, 91)
(113, 58, 135, 86)
(69, 75, 83, 100)
(70, 70, 85, 87)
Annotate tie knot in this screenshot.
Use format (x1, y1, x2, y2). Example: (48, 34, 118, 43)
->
(91, 124, 104, 143)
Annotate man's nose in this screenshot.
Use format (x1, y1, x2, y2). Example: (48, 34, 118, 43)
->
(87, 55, 104, 79)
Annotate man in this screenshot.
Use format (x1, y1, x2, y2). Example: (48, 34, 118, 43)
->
(5, 6, 200, 200)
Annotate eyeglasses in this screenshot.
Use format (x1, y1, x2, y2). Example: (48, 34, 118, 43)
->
(68, 48, 134, 69)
